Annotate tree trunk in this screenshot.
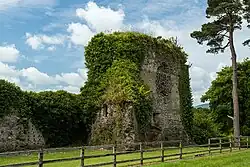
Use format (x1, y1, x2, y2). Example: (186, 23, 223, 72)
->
(229, 29, 240, 145)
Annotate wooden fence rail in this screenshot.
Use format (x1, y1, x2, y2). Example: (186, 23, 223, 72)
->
(0, 136, 249, 167)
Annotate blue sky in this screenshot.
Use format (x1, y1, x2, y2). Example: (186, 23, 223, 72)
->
(0, 0, 249, 105)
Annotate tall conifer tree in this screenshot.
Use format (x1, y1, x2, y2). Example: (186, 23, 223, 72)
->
(191, 0, 248, 141)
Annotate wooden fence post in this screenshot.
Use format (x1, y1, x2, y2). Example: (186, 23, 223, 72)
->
(247, 137, 249, 149)
(219, 139, 222, 153)
(113, 145, 117, 167)
(179, 141, 182, 159)
(239, 137, 241, 150)
(80, 146, 85, 167)
(161, 142, 164, 162)
(229, 138, 232, 152)
(208, 139, 211, 155)
(140, 143, 143, 166)
(38, 148, 43, 167)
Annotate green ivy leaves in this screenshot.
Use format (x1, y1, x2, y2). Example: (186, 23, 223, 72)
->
(82, 32, 193, 143)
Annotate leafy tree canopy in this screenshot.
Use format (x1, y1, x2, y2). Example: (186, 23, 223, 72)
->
(191, 0, 246, 53)
(243, 0, 250, 46)
(0, 79, 90, 147)
(192, 108, 221, 144)
(201, 59, 250, 135)
(0, 80, 28, 118)
(244, 0, 250, 26)
(29, 90, 89, 147)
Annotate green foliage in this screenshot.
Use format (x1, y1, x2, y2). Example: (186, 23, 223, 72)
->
(0, 79, 90, 147)
(101, 59, 148, 104)
(192, 108, 221, 144)
(28, 91, 89, 147)
(82, 31, 193, 142)
(104, 59, 152, 135)
(243, 0, 250, 46)
(179, 64, 193, 137)
(201, 59, 250, 136)
(0, 80, 27, 118)
(82, 32, 187, 106)
(190, 0, 245, 53)
(244, 0, 250, 20)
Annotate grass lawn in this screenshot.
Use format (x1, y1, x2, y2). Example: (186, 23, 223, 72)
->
(0, 147, 243, 167)
(148, 149, 250, 167)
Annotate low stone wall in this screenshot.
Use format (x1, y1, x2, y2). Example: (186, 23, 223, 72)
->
(0, 114, 45, 152)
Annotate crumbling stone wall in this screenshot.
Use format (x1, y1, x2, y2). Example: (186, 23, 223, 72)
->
(0, 114, 45, 152)
(87, 32, 191, 146)
(90, 102, 138, 148)
(140, 51, 188, 142)
(91, 50, 188, 145)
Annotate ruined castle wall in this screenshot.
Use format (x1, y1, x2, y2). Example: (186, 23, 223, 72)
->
(87, 32, 191, 146)
(91, 49, 189, 145)
(140, 50, 187, 141)
(90, 103, 138, 147)
(0, 114, 45, 152)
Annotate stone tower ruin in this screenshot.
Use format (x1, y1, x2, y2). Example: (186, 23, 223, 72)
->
(88, 33, 191, 146)
(140, 51, 188, 142)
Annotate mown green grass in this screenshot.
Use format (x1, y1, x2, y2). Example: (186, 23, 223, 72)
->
(0, 147, 241, 167)
(148, 149, 250, 167)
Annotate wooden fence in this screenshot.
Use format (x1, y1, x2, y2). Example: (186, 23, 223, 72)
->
(0, 136, 249, 167)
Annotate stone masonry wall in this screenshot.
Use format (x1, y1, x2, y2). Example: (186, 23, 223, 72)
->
(90, 44, 189, 146)
(90, 102, 138, 149)
(0, 114, 45, 152)
(140, 50, 188, 141)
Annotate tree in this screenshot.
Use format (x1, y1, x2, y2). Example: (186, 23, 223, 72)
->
(29, 90, 89, 147)
(190, 0, 246, 141)
(201, 59, 250, 136)
(243, 0, 250, 46)
(192, 108, 221, 144)
(0, 80, 28, 118)
(0, 79, 92, 147)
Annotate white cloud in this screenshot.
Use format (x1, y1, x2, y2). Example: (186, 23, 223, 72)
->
(47, 46, 56, 51)
(55, 85, 81, 94)
(25, 34, 43, 50)
(55, 72, 86, 87)
(190, 66, 212, 93)
(67, 2, 126, 46)
(67, 23, 94, 46)
(0, 58, 87, 94)
(63, 85, 81, 93)
(76, 1, 125, 32)
(0, 44, 20, 63)
(0, 61, 21, 86)
(21, 67, 57, 85)
(77, 68, 88, 80)
(0, 61, 19, 77)
(189, 66, 213, 105)
(25, 33, 65, 50)
(138, 18, 182, 37)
